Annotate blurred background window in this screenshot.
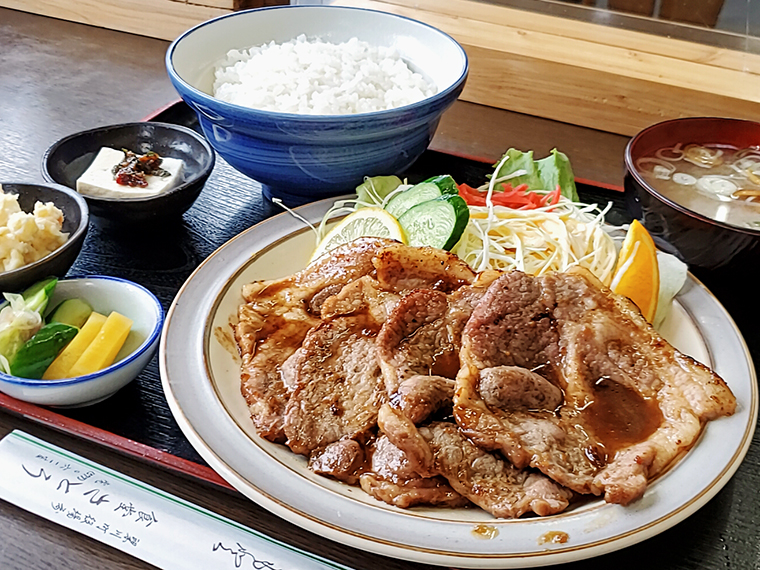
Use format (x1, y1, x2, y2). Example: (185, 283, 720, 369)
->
(476, 0, 760, 53)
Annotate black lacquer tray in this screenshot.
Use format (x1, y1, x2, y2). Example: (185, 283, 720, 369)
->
(3, 100, 753, 488)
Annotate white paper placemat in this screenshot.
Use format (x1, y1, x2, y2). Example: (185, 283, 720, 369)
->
(0, 430, 353, 570)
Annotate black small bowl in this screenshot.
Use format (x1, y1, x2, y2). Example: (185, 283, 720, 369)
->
(625, 117, 760, 273)
(43, 122, 215, 224)
(0, 182, 89, 292)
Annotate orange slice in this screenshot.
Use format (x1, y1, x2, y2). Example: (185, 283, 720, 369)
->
(610, 220, 659, 322)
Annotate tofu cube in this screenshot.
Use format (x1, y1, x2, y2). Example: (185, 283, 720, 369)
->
(76, 147, 184, 199)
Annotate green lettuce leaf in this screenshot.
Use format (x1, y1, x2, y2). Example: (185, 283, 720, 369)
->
(355, 175, 402, 207)
(536, 148, 579, 202)
(493, 149, 542, 189)
(490, 148, 579, 202)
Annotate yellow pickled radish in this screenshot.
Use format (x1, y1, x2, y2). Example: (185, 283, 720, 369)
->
(42, 312, 108, 380)
(68, 311, 133, 377)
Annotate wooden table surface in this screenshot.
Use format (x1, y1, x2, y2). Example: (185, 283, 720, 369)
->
(1, 7, 759, 570)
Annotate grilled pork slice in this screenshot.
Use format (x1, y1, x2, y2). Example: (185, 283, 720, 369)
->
(376, 288, 454, 397)
(234, 237, 396, 442)
(359, 435, 469, 508)
(372, 243, 476, 293)
(281, 243, 479, 458)
(376, 271, 501, 410)
(282, 312, 387, 456)
(320, 245, 481, 326)
(320, 275, 400, 323)
(360, 474, 469, 509)
(309, 439, 366, 484)
(455, 268, 737, 505)
(392, 375, 456, 425)
(379, 405, 572, 518)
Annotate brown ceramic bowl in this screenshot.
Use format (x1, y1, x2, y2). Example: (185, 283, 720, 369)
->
(624, 117, 760, 272)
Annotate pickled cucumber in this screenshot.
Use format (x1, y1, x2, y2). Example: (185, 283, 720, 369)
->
(48, 298, 93, 328)
(9, 322, 79, 379)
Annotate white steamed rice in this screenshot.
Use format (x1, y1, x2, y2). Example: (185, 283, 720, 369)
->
(212, 35, 437, 115)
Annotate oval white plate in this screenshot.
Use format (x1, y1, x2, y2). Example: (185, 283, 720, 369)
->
(160, 197, 757, 568)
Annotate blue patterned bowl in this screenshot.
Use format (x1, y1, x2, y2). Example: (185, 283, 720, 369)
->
(166, 5, 468, 205)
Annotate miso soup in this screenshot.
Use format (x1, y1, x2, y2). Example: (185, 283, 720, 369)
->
(636, 144, 760, 231)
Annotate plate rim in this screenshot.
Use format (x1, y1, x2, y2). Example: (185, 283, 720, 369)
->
(159, 196, 758, 568)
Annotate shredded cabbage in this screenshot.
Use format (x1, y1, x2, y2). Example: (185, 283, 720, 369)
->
(452, 195, 619, 285)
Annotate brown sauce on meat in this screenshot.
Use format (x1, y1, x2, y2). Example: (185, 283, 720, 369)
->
(215, 325, 240, 360)
(583, 377, 663, 458)
(308, 284, 344, 315)
(360, 323, 381, 338)
(538, 531, 569, 545)
(429, 348, 460, 378)
(258, 280, 289, 296)
(432, 277, 472, 293)
(471, 524, 499, 539)
(329, 401, 344, 417)
(256, 315, 288, 339)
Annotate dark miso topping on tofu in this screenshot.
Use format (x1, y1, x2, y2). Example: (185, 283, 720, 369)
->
(112, 149, 170, 187)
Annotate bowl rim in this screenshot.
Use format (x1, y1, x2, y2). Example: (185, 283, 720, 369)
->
(0, 181, 89, 279)
(0, 275, 164, 388)
(165, 4, 469, 121)
(624, 116, 760, 237)
(41, 121, 216, 204)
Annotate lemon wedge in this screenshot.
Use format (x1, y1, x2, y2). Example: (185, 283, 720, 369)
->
(310, 207, 406, 262)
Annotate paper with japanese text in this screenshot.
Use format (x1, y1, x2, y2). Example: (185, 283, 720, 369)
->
(0, 430, 353, 570)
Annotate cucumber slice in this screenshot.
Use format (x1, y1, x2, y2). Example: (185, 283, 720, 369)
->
(385, 183, 442, 219)
(9, 322, 79, 379)
(423, 174, 458, 195)
(384, 175, 458, 219)
(47, 298, 94, 328)
(22, 277, 58, 314)
(0, 277, 58, 315)
(397, 194, 470, 250)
